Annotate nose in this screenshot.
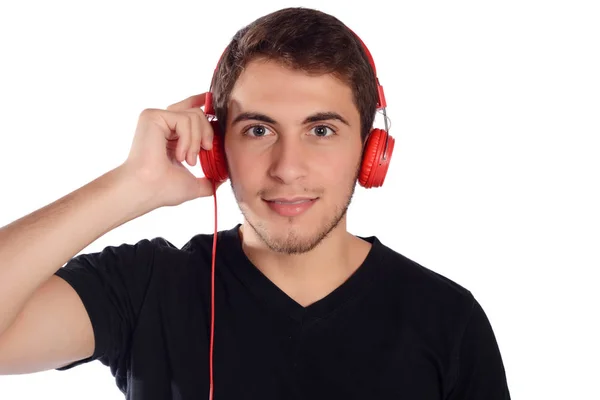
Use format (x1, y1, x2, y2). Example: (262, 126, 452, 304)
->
(267, 135, 309, 184)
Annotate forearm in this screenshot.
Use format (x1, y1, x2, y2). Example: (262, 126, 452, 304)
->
(0, 165, 155, 335)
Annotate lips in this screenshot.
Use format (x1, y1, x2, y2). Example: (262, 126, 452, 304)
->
(263, 197, 318, 217)
(265, 197, 317, 204)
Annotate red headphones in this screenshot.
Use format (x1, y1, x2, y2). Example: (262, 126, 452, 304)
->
(199, 31, 394, 400)
(199, 33, 395, 189)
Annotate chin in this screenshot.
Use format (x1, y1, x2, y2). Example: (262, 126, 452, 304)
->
(240, 197, 350, 255)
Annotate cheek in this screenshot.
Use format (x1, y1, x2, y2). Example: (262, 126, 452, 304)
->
(321, 152, 362, 182)
(226, 148, 261, 195)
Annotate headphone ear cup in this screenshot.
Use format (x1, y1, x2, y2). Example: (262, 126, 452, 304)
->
(199, 120, 229, 183)
(358, 128, 395, 188)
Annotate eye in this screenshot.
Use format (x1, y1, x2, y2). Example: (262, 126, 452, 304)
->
(311, 125, 336, 137)
(243, 124, 272, 138)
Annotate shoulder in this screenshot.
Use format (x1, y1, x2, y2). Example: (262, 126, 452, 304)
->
(373, 237, 473, 296)
(62, 229, 220, 277)
(132, 229, 221, 263)
(144, 227, 236, 274)
(371, 240, 511, 398)
(368, 236, 476, 325)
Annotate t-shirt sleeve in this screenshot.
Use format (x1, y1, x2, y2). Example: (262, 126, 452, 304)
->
(53, 237, 163, 372)
(447, 297, 512, 399)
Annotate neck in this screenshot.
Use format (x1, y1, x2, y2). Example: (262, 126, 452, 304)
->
(238, 220, 371, 307)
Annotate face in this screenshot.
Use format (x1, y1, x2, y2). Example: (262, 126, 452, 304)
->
(224, 58, 363, 254)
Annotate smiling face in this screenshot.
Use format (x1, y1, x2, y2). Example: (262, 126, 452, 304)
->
(223, 58, 364, 255)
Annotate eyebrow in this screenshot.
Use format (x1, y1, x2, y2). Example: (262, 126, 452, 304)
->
(231, 111, 350, 126)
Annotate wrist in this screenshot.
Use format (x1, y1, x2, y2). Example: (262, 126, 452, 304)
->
(101, 165, 161, 229)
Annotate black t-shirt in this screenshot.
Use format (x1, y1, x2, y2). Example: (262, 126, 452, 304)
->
(54, 223, 511, 399)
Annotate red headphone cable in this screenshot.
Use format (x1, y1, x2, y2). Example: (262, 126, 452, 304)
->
(209, 179, 217, 400)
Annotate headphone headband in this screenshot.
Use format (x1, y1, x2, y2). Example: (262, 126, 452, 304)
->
(346, 28, 387, 110)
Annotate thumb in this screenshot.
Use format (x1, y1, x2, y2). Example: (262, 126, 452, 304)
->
(195, 177, 225, 198)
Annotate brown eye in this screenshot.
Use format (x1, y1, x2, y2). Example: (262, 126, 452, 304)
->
(243, 125, 271, 137)
(312, 125, 335, 137)
(251, 126, 267, 136)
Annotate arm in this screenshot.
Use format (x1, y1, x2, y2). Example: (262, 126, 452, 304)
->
(0, 166, 151, 337)
(0, 93, 218, 374)
(0, 167, 153, 374)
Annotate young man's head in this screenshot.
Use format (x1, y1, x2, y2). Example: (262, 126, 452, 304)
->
(211, 7, 380, 254)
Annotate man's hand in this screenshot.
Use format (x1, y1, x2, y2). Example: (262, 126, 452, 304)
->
(122, 93, 224, 208)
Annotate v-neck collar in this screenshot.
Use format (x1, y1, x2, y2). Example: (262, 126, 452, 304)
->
(217, 224, 385, 324)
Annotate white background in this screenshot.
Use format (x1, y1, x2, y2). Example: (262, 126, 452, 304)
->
(0, 0, 598, 399)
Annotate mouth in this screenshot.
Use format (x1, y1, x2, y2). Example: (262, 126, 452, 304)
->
(264, 197, 318, 204)
(262, 197, 319, 217)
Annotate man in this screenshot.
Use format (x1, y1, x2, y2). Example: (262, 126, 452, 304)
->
(0, 6, 511, 400)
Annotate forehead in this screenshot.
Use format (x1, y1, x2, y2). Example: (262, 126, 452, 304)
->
(228, 58, 358, 123)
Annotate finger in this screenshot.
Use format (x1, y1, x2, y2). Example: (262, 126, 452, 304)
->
(161, 112, 191, 163)
(188, 108, 215, 151)
(166, 93, 208, 112)
(186, 111, 201, 166)
(143, 109, 197, 163)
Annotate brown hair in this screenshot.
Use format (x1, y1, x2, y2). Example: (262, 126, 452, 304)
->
(210, 7, 379, 144)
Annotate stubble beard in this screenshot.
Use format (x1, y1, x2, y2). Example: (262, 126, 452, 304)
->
(230, 160, 362, 255)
